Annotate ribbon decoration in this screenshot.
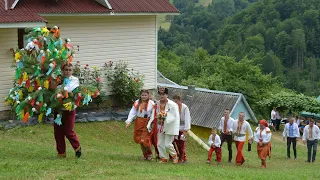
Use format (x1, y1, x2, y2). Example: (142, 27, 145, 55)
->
(54, 114, 62, 126)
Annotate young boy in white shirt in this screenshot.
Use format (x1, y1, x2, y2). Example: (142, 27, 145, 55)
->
(207, 128, 222, 164)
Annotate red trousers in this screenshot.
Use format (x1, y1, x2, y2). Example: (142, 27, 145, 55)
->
(207, 146, 222, 162)
(235, 141, 245, 164)
(54, 110, 80, 156)
(173, 131, 187, 162)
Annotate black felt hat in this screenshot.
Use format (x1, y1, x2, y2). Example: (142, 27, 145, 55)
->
(158, 87, 169, 95)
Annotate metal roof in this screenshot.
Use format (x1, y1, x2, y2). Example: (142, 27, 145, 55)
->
(159, 83, 240, 129)
(157, 71, 258, 129)
(0, 0, 179, 23)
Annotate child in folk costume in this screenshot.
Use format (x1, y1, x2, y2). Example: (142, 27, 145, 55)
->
(126, 89, 155, 161)
(207, 128, 222, 164)
(147, 87, 180, 163)
(254, 120, 272, 168)
(233, 112, 253, 166)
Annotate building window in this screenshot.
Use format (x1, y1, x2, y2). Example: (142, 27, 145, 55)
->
(17, 29, 29, 49)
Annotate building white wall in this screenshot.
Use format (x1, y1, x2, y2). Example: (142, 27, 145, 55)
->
(44, 15, 157, 93)
(0, 28, 17, 111)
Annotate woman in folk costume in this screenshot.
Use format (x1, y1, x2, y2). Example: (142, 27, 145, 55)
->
(254, 120, 272, 168)
(147, 87, 180, 163)
(126, 89, 155, 161)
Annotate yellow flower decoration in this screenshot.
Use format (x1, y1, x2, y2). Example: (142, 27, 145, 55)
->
(14, 52, 21, 61)
(88, 91, 92, 96)
(41, 27, 50, 37)
(18, 90, 23, 100)
(44, 80, 49, 89)
(28, 86, 34, 92)
(38, 113, 44, 122)
(5, 99, 12, 105)
(22, 72, 28, 81)
(63, 102, 73, 111)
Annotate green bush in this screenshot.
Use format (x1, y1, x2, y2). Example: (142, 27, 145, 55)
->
(104, 61, 143, 108)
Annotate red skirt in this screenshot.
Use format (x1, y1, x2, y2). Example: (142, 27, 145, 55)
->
(257, 142, 271, 160)
(134, 117, 152, 147)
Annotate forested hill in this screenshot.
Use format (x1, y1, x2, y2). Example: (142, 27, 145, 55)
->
(158, 0, 320, 117)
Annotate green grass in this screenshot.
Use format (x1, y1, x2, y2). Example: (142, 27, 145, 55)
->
(158, 0, 212, 30)
(158, 15, 171, 30)
(0, 121, 319, 179)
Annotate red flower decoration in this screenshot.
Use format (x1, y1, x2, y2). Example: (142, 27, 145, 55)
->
(135, 79, 139, 83)
(84, 66, 87, 69)
(86, 64, 89, 66)
(96, 78, 101, 83)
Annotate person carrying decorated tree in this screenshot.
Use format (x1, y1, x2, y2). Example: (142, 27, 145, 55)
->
(54, 63, 82, 158)
(5, 26, 100, 158)
(126, 89, 155, 161)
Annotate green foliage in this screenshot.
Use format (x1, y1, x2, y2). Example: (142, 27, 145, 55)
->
(73, 62, 105, 108)
(104, 61, 143, 108)
(73, 62, 102, 91)
(159, 0, 320, 97)
(258, 91, 320, 113)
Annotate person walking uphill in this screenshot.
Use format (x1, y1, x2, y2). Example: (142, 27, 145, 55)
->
(302, 120, 320, 163)
(207, 128, 222, 164)
(233, 112, 253, 166)
(282, 118, 300, 159)
(147, 88, 180, 164)
(254, 120, 272, 168)
(54, 63, 81, 158)
(173, 94, 191, 163)
(126, 89, 155, 161)
(219, 109, 234, 163)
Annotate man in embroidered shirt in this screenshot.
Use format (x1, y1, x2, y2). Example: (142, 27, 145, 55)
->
(173, 95, 191, 163)
(147, 88, 180, 163)
(54, 63, 81, 158)
(283, 117, 300, 159)
(218, 109, 234, 163)
(233, 112, 253, 166)
(302, 120, 320, 163)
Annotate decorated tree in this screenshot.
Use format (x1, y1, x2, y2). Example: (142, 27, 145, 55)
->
(5, 26, 99, 125)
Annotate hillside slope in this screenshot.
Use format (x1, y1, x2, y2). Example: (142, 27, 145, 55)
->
(0, 121, 319, 179)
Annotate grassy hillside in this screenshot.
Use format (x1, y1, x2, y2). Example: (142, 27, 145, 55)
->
(158, 0, 212, 30)
(0, 121, 319, 179)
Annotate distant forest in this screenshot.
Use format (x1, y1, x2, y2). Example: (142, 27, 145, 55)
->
(158, 0, 320, 117)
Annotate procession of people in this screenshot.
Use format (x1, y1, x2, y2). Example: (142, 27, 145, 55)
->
(125, 87, 320, 168)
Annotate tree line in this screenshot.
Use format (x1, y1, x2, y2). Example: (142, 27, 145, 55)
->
(158, 0, 320, 118)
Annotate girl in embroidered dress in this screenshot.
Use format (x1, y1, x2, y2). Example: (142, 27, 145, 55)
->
(126, 89, 155, 160)
(254, 120, 272, 168)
